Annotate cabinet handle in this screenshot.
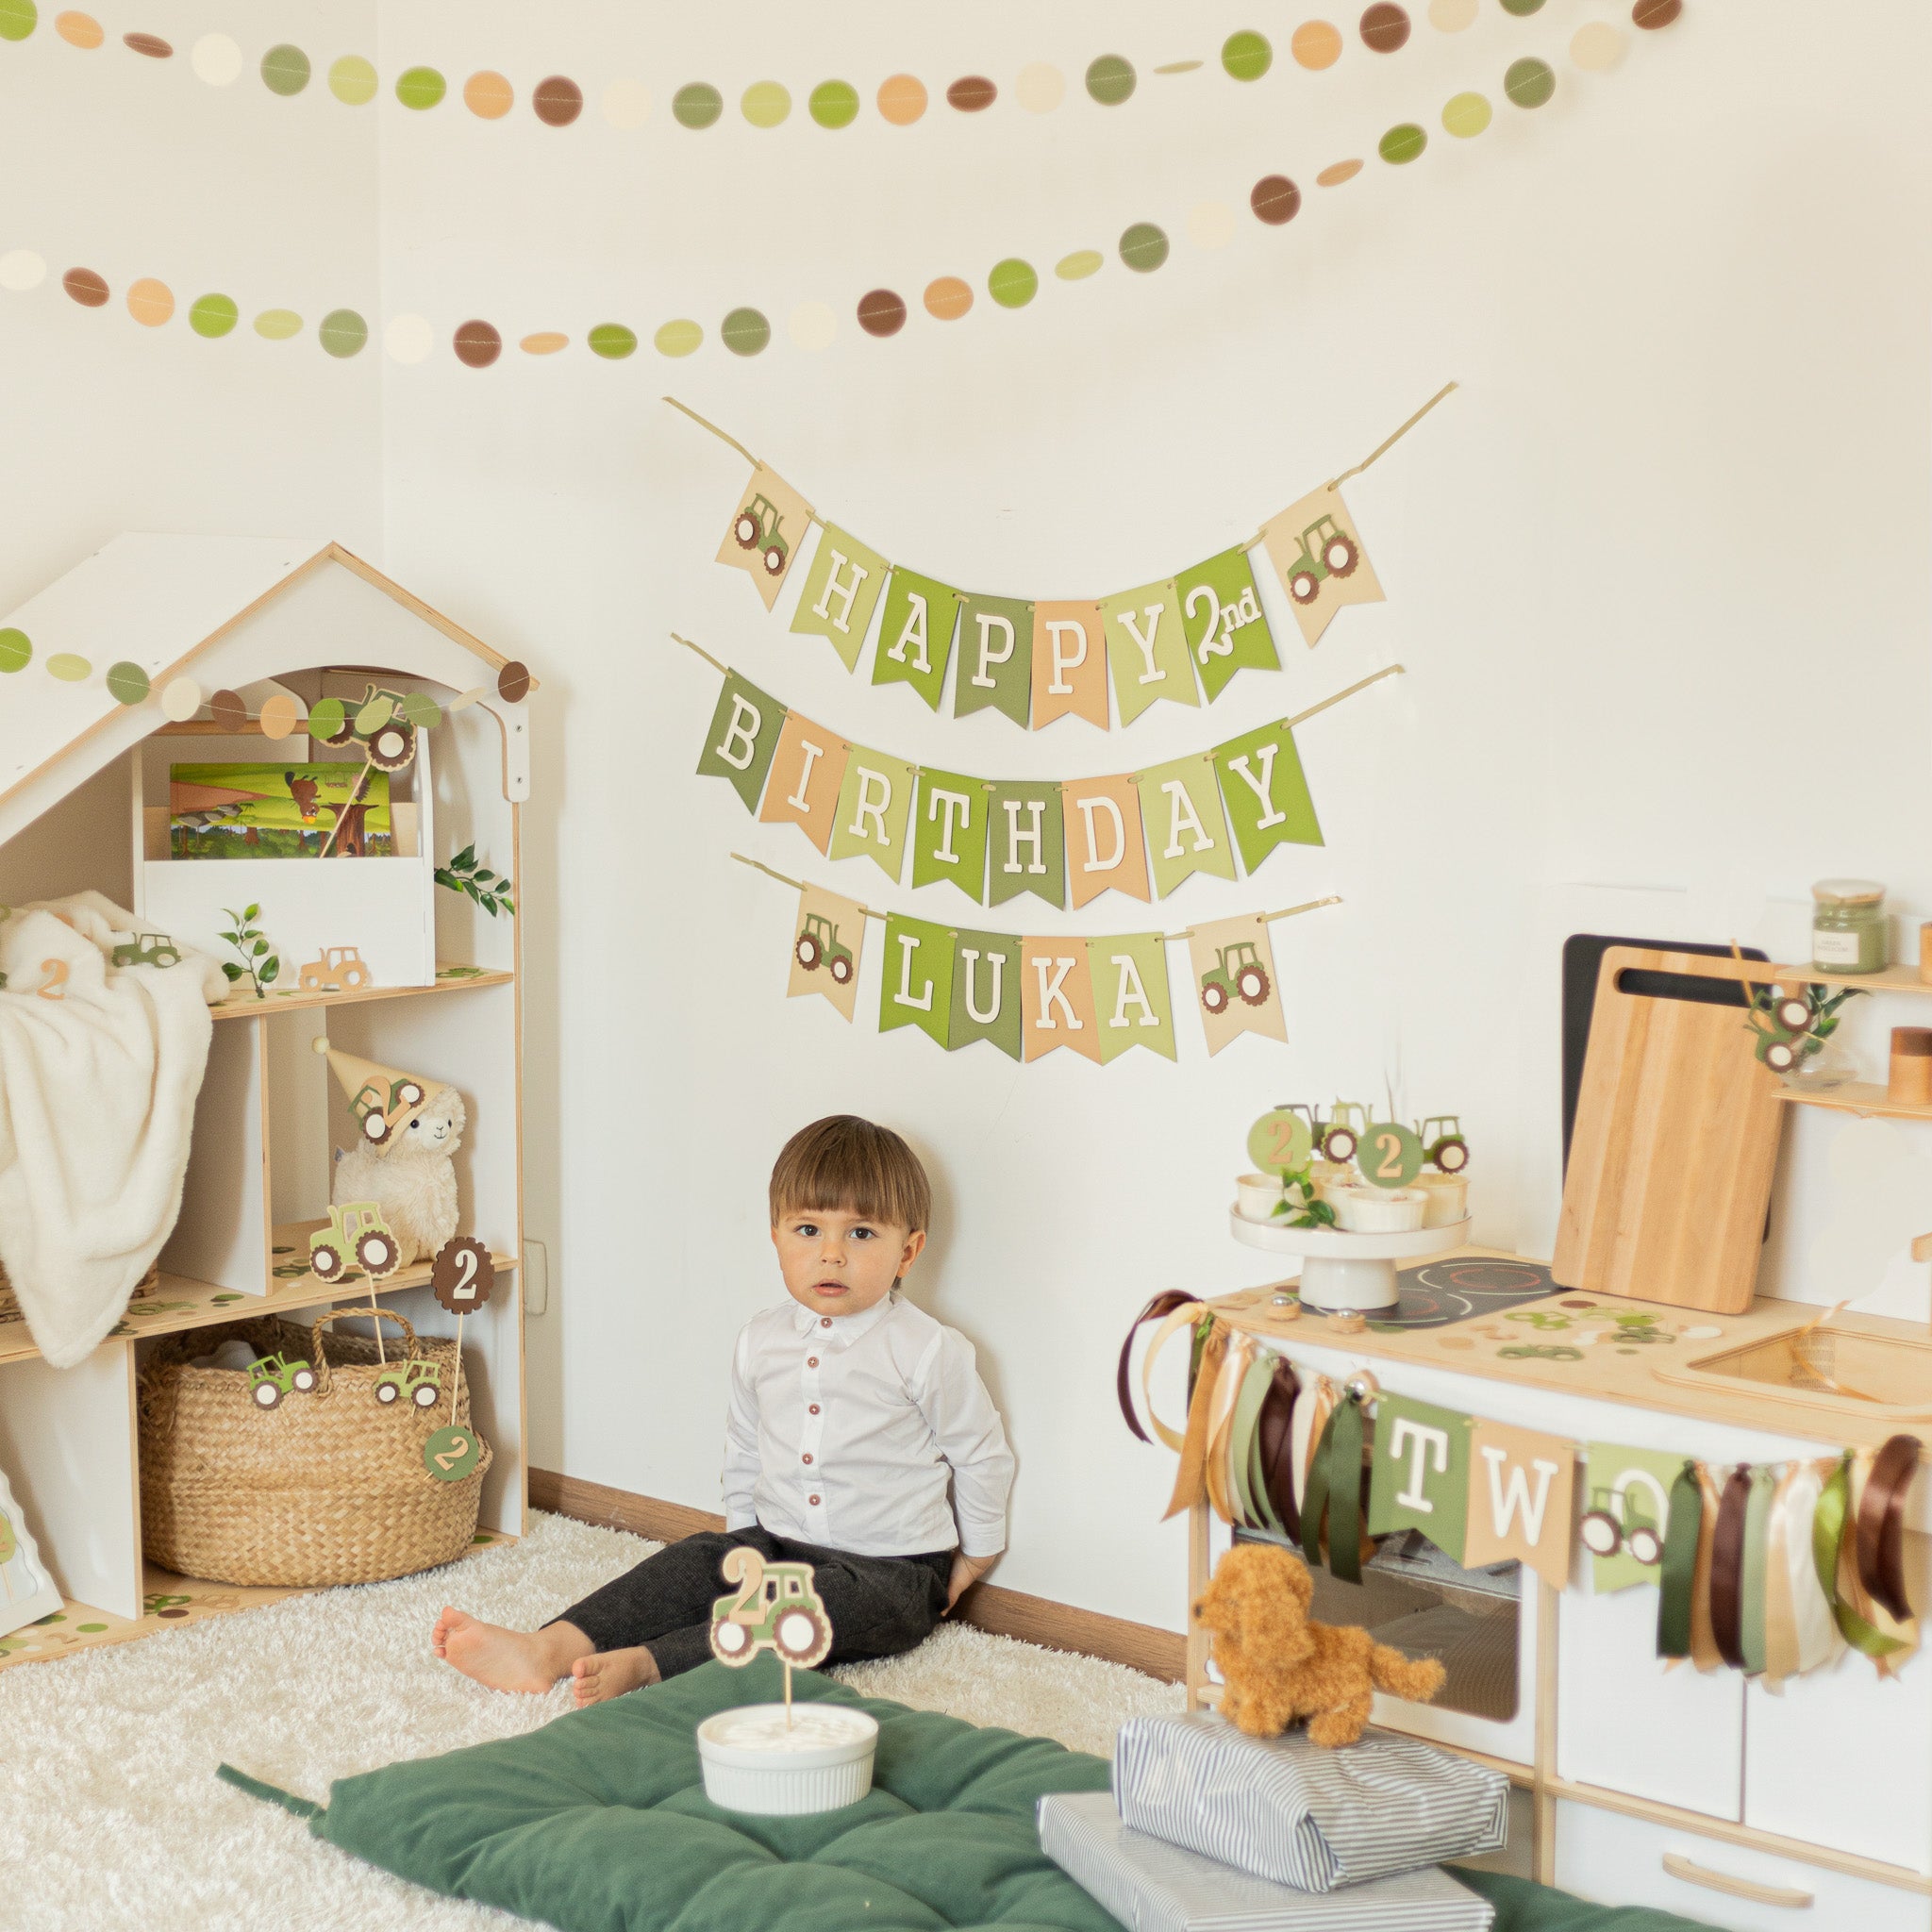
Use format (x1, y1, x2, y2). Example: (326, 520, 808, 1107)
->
(1661, 1853, 1813, 1909)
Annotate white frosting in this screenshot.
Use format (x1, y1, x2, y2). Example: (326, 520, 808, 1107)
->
(702, 1707, 874, 1754)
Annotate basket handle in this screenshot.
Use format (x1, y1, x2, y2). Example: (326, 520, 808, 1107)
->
(308, 1306, 420, 1395)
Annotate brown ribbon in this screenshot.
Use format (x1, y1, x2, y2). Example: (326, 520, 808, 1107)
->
(1255, 1359, 1301, 1539)
(1857, 1434, 1920, 1625)
(1708, 1465, 1754, 1671)
(1163, 1324, 1226, 1521)
(1116, 1291, 1194, 1442)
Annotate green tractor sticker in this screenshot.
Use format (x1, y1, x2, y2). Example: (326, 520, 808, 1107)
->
(1417, 1114, 1470, 1174)
(732, 493, 791, 578)
(708, 1547, 833, 1669)
(110, 932, 182, 968)
(1198, 940, 1272, 1016)
(375, 1360, 443, 1409)
(1277, 512, 1360, 606)
(793, 911, 855, 985)
(309, 1201, 402, 1283)
(248, 1353, 318, 1409)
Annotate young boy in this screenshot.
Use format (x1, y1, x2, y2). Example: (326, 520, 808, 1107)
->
(435, 1115, 1014, 1706)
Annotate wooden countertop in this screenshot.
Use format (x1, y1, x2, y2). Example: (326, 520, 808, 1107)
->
(1211, 1250, 1932, 1452)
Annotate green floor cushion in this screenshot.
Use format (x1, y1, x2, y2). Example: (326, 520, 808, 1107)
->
(221, 1657, 1721, 1932)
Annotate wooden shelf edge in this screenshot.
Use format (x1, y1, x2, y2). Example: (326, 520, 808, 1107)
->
(211, 962, 512, 1021)
(1757, 963, 1932, 996)
(1772, 1081, 1932, 1123)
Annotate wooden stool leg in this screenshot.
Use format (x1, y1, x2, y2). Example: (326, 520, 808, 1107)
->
(1185, 1501, 1211, 1710)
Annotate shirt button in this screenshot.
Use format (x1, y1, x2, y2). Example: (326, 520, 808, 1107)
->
(802, 1453, 813, 1465)
(809, 1404, 820, 1415)
(820, 1317, 832, 1328)
(808, 1494, 821, 1507)
(807, 1357, 819, 1369)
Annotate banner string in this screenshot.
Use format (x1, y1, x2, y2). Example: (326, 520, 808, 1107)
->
(730, 851, 1339, 942)
(663, 398, 820, 518)
(1325, 380, 1458, 491)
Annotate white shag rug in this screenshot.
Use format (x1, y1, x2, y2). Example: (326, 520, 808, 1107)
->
(1, 1511, 1180, 1932)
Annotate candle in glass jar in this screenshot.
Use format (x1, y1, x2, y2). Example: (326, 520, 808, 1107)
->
(1811, 879, 1888, 974)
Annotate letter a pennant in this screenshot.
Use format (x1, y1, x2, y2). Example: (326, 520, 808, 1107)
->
(880, 914, 955, 1047)
(786, 884, 866, 1022)
(1185, 914, 1287, 1056)
(1136, 756, 1236, 899)
(717, 464, 814, 611)
(1465, 1418, 1575, 1591)
(1088, 934, 1175, 1063)
(872, 568, 960, 712)
(791, 525, 889, 671)
(947, 930, 1022, 1059)
(1258, 485, 1385, 649)
(1367, 1394, 1471, 1561)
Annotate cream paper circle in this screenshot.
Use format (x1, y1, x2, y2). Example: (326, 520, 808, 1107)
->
(160, 677, 204, 724)
(788, 301, 836, 351)
(385, 314, 435, 364)
(191, 33, 242, 85)
(602, 78, 650, 127)
(0, 249, 46, 291)
(1428, 0, 1479, 29)
(1014, 61, 1065, 112)
(1570, 22, 1625, 71)
(1187, 202, 1236, 250)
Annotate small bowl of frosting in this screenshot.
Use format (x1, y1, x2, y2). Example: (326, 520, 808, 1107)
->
(696, 1702, 879, 1814)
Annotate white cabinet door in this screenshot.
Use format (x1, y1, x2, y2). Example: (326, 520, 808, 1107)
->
(1557, 1579, 1743, 1819)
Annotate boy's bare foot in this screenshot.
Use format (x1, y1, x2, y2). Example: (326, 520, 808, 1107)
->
(571, 1645, 659, 1707)
(435, 1607, 591, 1694)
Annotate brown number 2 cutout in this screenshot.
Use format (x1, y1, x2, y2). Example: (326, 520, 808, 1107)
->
(432, 1235, 496, 1313)
(36, 958, 69, 1000)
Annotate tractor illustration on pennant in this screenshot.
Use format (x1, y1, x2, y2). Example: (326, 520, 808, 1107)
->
(708, 1546, 833, 1669)
(793, 912, 855, 985)
(298, 946, 373, 993)
(375, 1359, 444, 1409)
(1577, 1488, 1663, 1567)
(248, 1352, 318, 1409)
(732, 495, 791, 579)
(308, 1201, 404, 1283)
(1278, 512, 1360, 606)
(1198, 941, 1272, 1015)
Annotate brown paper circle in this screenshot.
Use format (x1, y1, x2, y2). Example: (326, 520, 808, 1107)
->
(63, 267, 109, 307)
(209, 689, 247, 732)
(124, 31, 172, 58)
(497, 660, 532, 705)
(1250, 175, 1302, 225)
(533, 75, 583, 125)
(1360, 3, 1411, 51)
(946, 75, 995, 111)
(857, 289, 907, 337)
(1632, 0, 1681, 25)
(454, 320, 502, 367)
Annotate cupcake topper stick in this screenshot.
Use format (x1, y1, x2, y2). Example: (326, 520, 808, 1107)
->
(708, 1548, 835, 1729)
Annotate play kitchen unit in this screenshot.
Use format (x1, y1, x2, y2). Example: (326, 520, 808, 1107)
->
(1176, 931, 1932, 1930)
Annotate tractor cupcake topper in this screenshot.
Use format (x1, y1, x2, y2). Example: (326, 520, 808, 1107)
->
(709, 1547, 833, 1727)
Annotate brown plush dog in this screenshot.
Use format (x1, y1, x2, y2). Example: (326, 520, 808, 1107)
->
(1194, 1542, 1447, 1747)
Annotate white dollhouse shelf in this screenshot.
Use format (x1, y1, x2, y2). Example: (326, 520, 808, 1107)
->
(0, 535, 534, 1672)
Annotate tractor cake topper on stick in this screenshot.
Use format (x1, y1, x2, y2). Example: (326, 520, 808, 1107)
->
(708, 1547, 833, 1726)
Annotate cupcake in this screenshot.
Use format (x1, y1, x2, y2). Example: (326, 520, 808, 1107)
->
(1332, 1185, 1427, 1233)
(1414, 1174, 1469, 1228)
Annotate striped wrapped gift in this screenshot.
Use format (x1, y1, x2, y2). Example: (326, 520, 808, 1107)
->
(1113, 1713, 1507, 1892)
(1038, 1792, 1494, 1932)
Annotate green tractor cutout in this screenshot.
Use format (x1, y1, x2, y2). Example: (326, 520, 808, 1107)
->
(308, 681, 433, 774)
(1416, 1114, 1470, 1174)
(732, 494, 791, 578)
(1320, 1100, 1373, 1165)
(1198, 941, 1272, 1016)
(375, 1359, 443, 1410)
(249, 1353, 318, 1409)
(1577, 1487, 1662, 1567)
(110, 932, 182, 969)
(309, 1201, 403, 1284)
(793, 912, 855, 986)
(1278, 512, 1360, 606)
(708, 1547, 833, 1669)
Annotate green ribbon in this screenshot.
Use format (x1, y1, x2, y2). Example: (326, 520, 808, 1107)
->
(1228, 1355, 1275, 1530)
(1740, 1464, 1774, 1675)
(1301, 1403, 1336, 1574)
(1243, 1365, 1285, 1537)
(1302, 1394, 1364, 1584)
(1814, 1454, 1909, 1665)
(1657, 1459, 1704, 1660)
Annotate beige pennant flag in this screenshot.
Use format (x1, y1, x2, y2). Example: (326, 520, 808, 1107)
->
(1019, 937, 1102, 1063)
(1185, 914, 1287, 1057)
(1062, 774, 1150, 909)
(758, 712, 849, 856)
(718, 464, 814, 611)
(1030, 601, 1109, 731)
(786, 884, 866, 1021)
(1258, 485, 1384, 648)
(1464, 1418, 1575, 1592)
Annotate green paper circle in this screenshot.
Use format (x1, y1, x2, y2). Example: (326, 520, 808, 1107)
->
(106, 661, 150, 705)
(306, 697, 345, 741)
(77, 1624, 108, 1633)
(259, 44, 309, 95)
(400, 691, 441, 730)
(318, 308, 367, 358)
(1379, 122, 1427, 163)
(1056, 250, 1103, 281)
(329, 55, 376, 105)
(425, 1424, 482, 1482)
(673, 82, 722, 128)
(808, 79, 858, 128)
(720, 307, 769, 355)
(741, 80, 790, 126)
(189, 293, 239, 338)
(396, 65, 446, 109)
(1358, 1121, 1425, 1190)
(1222, 31, 1273, 80)
(654, 318, 703, 358)
(1441, 91, 1491, 138)
(1085, 55, 1136, 105)
(988, 258, 1039, 308)
(1500, 0, 1545, 12)
(253, 308, 303, 340)
(1119, 223, 1169, 272)
(1505, 56, 1556, 108)
(0, 0, 36, 42)
(588, 323, 638, 359)
(1248, 1108, 1314, 1174)
(46, 653, 91, 682)
(0, 628, 31, 673)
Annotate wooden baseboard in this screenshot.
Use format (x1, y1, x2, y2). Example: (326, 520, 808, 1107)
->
(528, 1468, 1185, 1684)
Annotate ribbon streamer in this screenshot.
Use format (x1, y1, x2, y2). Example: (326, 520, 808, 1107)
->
(1116, 1291, 1195, 1444)
(1657, 1459, 1703, 1661)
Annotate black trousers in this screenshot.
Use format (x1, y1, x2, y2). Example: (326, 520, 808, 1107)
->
(553, 1525, 954, 1682)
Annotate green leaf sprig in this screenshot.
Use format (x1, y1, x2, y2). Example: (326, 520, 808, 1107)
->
(435, 844, 516, 919)
(218, 904, 281, 1000)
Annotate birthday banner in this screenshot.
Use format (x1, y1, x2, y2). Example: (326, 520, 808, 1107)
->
(691, 645, 1401, 904)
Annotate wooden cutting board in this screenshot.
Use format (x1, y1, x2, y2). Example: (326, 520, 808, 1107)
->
(1554, 946, 1785, 1313)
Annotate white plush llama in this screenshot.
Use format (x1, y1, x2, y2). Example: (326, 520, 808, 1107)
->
(333, 1088, 465, 1265)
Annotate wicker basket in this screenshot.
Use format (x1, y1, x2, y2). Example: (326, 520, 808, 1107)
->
(0, 1257, 159, 1325)
(137, 1307, 491, 1588)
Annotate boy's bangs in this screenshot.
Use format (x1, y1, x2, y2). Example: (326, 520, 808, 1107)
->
(770, 1116, 930, 1232)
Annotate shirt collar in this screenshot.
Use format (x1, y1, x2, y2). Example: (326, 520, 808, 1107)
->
(791, 1291, 897, 1345)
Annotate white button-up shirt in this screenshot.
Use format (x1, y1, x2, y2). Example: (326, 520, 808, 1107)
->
(722, 1292, 1015, 1559)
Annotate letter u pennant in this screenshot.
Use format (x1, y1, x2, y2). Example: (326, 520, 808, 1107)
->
(1464, 1418, 1575, 1590)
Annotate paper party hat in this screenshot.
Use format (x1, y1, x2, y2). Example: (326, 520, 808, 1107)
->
(319, 1045, 449, 1154)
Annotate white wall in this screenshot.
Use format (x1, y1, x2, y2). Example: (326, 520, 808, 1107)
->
(6, 2, 1930, 1633)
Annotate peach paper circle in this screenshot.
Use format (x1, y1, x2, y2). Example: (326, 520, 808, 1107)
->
(126, 277, 174, 326)
(1570, 22, 1624, 70)
(1317, 158, 1363, 186)
(924, 276, 972, 320)
(464, 71, 513, 118)
(876, 73, 927, 125)
(258, 692, 299, 741)
(520, 332, 568, 355)
(1291, 21, 1343, 69)
(55, 10, 102, 46)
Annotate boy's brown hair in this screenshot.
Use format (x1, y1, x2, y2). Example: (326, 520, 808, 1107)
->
(769, 1115, 931, 1234)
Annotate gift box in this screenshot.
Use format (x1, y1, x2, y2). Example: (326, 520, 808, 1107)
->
(1114, 1713, 1507, 1892)
(1039, 1792, 1495, 1932)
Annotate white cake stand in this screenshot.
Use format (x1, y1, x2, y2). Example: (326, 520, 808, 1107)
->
(1228, 1207, 1473, 1313)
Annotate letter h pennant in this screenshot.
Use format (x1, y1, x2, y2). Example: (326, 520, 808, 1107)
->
(791, 524, 889, 671)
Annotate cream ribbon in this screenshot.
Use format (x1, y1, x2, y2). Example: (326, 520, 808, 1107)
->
(1138, 1302, 1209, 1452)
(1291, 1375, 1335, 1513)
(1203, 1331, 1254, 1526)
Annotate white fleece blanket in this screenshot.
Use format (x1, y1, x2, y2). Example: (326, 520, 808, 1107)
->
(0, 892, 226, 1367)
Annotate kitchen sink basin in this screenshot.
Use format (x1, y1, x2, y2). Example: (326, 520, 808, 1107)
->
(1655, 1320, 1932, 1424)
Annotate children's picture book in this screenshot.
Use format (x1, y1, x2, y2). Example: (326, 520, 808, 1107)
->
(170, 764, 393, 858)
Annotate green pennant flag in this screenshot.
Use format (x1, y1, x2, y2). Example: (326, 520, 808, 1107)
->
(693, 672, 783, 813)
(1136, 755, 1237, 899)
(1088, 933, 1176, 1062)
(1582, 1442, 1684, 1593)
(828, 746, 914, 883)
(911, 768, 991, 903)
(1100, 580, 1199, 726)
(1176, 547, 1280, 703)
(986, 780, 1066, 910)
(955, 593, 1033, 727)
(948, 929, 1023, 1059)
(872, 568, 960, 711)
(791, 525, 889, 672)
(1366, 1393, 1471, 1563)
(880, 913, 955, 1047)
(1211, 721, 1324, 874)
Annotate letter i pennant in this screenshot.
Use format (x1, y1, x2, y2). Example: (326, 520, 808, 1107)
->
(1367, 1394, 1471, 1561)
(787, 885, 866, 1022)
(1464, 1419, 1575, 1590)
(880, 914, 955, 1046)
(947, 931, 1022, 1058)
(1186, 914, 1287, 1056)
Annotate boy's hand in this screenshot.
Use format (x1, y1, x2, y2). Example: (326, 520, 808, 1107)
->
(945, 1552, 997, 1612)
